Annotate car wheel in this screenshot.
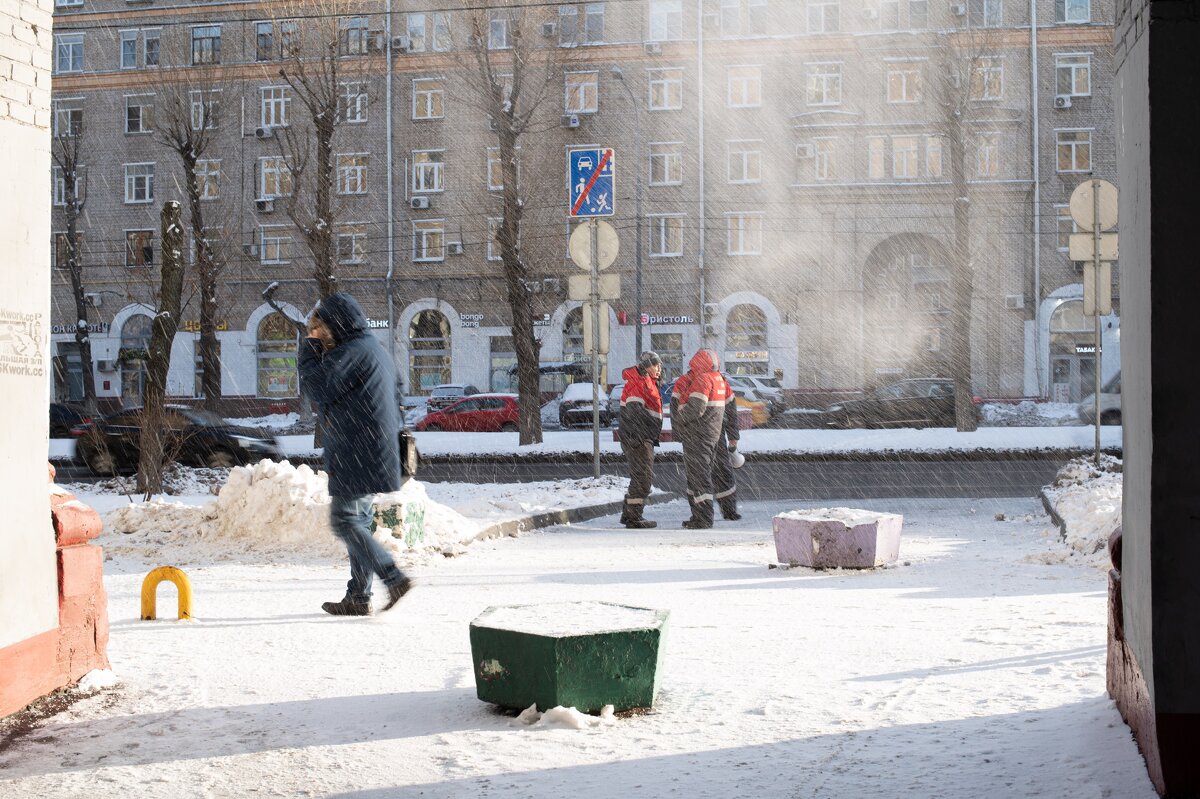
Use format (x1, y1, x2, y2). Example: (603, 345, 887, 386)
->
(423, 423, 443, 432)
(1100, 410, 1122, 425)
(86, 448, 118, 477)
(205, 450, 237, 469)
(501, 422, 518, 433)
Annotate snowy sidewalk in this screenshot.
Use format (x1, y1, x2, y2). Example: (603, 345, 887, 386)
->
(0, 492, 1152, 799)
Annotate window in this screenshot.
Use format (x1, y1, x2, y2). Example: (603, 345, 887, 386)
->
(909, 0, 928, 28)
(649, 0, 683, 41)
(1056, 129, 1091, 172)
(970, 57, 1003, 100)
(337, 154, 368, 195)
(487, 217, 503, 260)
(868, 137, 886, 179)
(120, 30, 138, 69)
(486, 147, 519, 190)
(53, 100, 83, 137)
(727, 141, 762, 184)
(648, 68, 683, 110)
(257, 313, 298, 398)
(968, 0, 1002, 28)
(412, 78, 444, 120)
(124, 94, 154, 134)
(648, 215, 684, 257)
(887, 62, 922, 103)
(565, 71, 599, 113)
(649, 141, 683, 185)
(196, 159, 221, 200)
(432, 12, 452, 50)
(975, 133, 999, 177)
(191, 25, 221, 65)
(1056, 54, 1091, 96)
(55, 34, 83, 74)
(880, 0, 900, 28)
(255, 22, 274, 61)
(54, 232, 84, 270)
(337, 224, 368, 264)
(124, 163, 154, 203)
(489, 10, 513, 49)
(260, 225, 292, 264)
(341, 82, 368, 123)
(412, 150, 445, 193)
(407, 13, 427, 52)
(727, 213, 763, 255)
(340, 16, 369, 55)
(53, 166, 86, 206)
(55, 0, 83, 7)
(190, 89, 219, 130)
(925, 136, 944, 178)
(1055, 0, 1089, 23)
(807, 0, 840, 33)
(806, 63, 842, 106)
(126, 230, 154, 267)
(259, 156, 293, 198)
(261, 86, 290, 128)
(413, 220, 445, 262)
(721, 0, 769, 36)
(256, 20, 298, 60)
(1056, 205, 1077, 250)
(560, 3, 606, 45)
(892, 136, 918, 179)
(796, 138, 837, 181)
(727, 66, 762, 107)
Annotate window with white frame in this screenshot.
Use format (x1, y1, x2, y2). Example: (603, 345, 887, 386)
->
(892, 136, 919, 179)
(337, 223, 368, 264)
(260, 225, 291, 264)
(407, 13, 427, 52)
(124, 163, 154, 203)
(196, 159, 220, 200)
(255, 22, 275, 61)
(413, 220, 445, 262)
(412, 78, 444, 120)
(648, 68, 683, 110)
(261, 86, 290, 128)
(125, 94, 154, 134)
(489, 10, 513, 49)
(340, 82, 368, 123)
(975, 133, 999, 177)
(926, 136, 944, 177)
(53, 99, 83, 137)
(55, 34, 83, 74)
(806, 63, 842, 106)
(120, 30, 138, 69)
(565, 71, 599, 113)
(721, 0, 770, 36)
(337, 154, 368, 195)
(259, 156, 293, 198)
(727, 140, 762, 183)
(560, 3, 606, 46)
(412, 150, 445, 192)
(52, 165, 86, 206)
(55, 0, 83, 7)
(190, 89, 219, 130)
(486, 147, 519, 191)
(794, 138, 836, 181)
(807, 0, 840, 33)
(648, 214, 684, 257)
(727, 66, 762, 107)
(868, 137, 886, 179)
(1055, 0, 1089, 23)
(649, 141, 683, 185)
(339, 16, 369, 55)
(880, 0, 900, 28)
(909, 0, 929, 27)
(487, 217, 503, 260)
(1056, 53, 1091, 96)
(727, 213, 763, 255)
(1055, 205, 1077, 249)
(1056, 129, 1091, 172)
(970, 57, 1003, 100)
(126, 230, 154, 267)
(887, 62, 922, 103)
(649, 0, 683, 41)
(968, 0, 1002, 27)
(432, 12, 452, 50)
(191, 25, 221, 65)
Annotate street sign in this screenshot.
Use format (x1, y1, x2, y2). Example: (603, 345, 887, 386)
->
(568, 148, 615, 217)
(568, 220, 619, 270)
(1069, 179, 1119, 231)
(1083, 262, 1113, 316)
(582, 301, 610, 354)
(568, 272, 620, 301)
(1069, 232, 1119, 262)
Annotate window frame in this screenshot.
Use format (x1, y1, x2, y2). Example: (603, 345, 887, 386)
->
(565, 70, 600, 114)
(54, 34, 84, 74)
(125, 229, 155, 268)
(1055, 128, 1092, 173)
(412, 77, 445, 120)
(191, 24, 222, 66)
(648, 213, 685, 258)
(648, 0, 683, 41)
(805, 62, 843, 106)
(726, 212, 764, 256)
(260, 85, 291, 129)
(647, 68, 684, 111)
(336, 153, 369, 195)
(726, 140, 763, 184)
(726, 65, 763, 108)
(259, 155, 293, 199)
(411, 149, 445, 193)
(1055, 53, 1092, 97)
(807, 0, 840, 33)
(339, 16, 370, 56)
(648, 141, 684, 186)
(123, 162, 155, 204)
(336, 222, 369, 265)
(412, 219, 446, 262)
(195, 158, 221, 200)
(886, 61, 923, 104)
(259, 225, 292, 265)
(341, 82, 368, 123)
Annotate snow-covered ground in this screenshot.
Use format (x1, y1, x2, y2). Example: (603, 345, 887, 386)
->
(0, 457, 1149, 799)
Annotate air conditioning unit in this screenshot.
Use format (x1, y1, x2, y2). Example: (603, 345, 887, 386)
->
(702, 302, 719, 319)
(84, 292, 101, 307)
(863, 7, 879, 19)
(644, 41, 662, 55)
(391, 35, 410, 51)
(256, 199, 274, 213)
(96, 359, 117, 372)
(796, 143, 815, 158)
(1004, 293, 1025, 310)
(703, 323, 719, 337)
(542, 278, 561, 293)
(255, 126, 273, 139)
(561, 114, 581, 128)
(410, 195, 430, 210)
(543, 21, 557, 37)
(1054, 94, 1072, 109)
(446, 241, 464, 255)
(242, 243, 259, 257)
(951, 4, 967, 15)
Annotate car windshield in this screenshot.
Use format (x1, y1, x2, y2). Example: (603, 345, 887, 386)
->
(563, 383, 599, 401)
(755, 377, 781, 389)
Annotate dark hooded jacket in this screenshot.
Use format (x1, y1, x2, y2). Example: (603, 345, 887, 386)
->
(619, 365, 663, 444)
(298, 292, 401, 498)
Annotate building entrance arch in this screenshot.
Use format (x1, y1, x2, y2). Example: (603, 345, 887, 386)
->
(409, 310, 451, 393)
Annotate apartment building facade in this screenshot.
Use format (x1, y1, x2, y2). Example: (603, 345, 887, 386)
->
(48, 0, 1118, 412)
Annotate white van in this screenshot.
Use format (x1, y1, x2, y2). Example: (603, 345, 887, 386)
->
(1078, 371, 1121, 425)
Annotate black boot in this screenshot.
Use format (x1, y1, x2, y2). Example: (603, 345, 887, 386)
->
(721, 503, 742, 521)
(321, 598, 371, 616)
(623, 500, 657, 529)
(682, 500, 714, 529)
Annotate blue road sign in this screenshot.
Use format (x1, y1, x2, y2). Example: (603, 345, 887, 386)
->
(568, 148, 615, 217)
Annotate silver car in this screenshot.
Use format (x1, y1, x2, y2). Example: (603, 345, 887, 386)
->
(1078, 371, 1121, 425)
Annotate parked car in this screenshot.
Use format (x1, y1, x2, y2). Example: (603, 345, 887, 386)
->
(1077, 371, 1121, 425)
(415, 393, 519, 432)
(733, 390, 771, 428)
(727, 374, 786, 413)
(74, 405, 283, 476)
(558, 382, 613, 428)
(608, 383, 624, 422)
(825, 378, 966, 429)
(425, 383, 481, 412)
(50, 402, 90, 438)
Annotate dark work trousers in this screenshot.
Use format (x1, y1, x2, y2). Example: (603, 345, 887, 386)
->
(712, 436, 737, 516)
(621, 439, 655, 505)
(681, 431, 718, 523)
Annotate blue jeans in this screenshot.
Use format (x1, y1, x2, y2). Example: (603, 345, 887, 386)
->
(330, 495, 407, 604)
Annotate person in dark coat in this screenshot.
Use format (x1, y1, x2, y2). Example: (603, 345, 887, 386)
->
(712, 373, 742, 521)
(299, 292, 413, 616)
(671, 348, 727, 529)
(619, 351, 664, 529)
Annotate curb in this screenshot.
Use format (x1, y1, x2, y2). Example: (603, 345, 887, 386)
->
(471, 491, 683, 541)
(1039, 489, 1068, 541)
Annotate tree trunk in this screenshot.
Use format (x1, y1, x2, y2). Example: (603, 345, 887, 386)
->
(64, 205, 98, 418)
(948, 110, 978, 432)
(182, 151, 223, 412)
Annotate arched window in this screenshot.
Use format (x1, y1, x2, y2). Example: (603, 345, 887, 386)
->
(119, 314, 152, 406)
(409, 310, 451, 392)
(563, 307, 585, 362)
(256, 313, 299, 398)
(724, 304, 769, 376)
(862, 241, 950, 382)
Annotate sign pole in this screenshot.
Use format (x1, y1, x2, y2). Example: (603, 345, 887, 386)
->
(1092, 179, 1103, 466)
(590, 218, 601, 479)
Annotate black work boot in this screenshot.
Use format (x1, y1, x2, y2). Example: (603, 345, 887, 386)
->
(321, 598, 371, 617)
(380, 577, 414, 612)
(721, 503, 742, 521)
(683, 500, 714, 529)
(626, 502, 657, 529)
(619, 500, 635, 526)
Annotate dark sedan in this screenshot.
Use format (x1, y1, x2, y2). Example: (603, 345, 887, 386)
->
(74, 405, 283, 475)
(825, 378, 973, 429)
(50, 402, 91, 438)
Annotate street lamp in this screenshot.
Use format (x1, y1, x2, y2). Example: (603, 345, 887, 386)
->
(610, 66, 645, 355)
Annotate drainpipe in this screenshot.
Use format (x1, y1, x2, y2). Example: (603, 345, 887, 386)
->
(696, 0, 707, 343)
(1029, 0, 1042, 397)
(385, 0, 397, 369)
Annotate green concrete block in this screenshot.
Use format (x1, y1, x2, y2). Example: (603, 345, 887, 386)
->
(469, 601, 669, 714)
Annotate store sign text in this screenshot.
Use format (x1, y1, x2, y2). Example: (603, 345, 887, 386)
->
(181, 319, 229, 333)
(640, 313, 695, 325)
(460, 313, 484, 328)
(51, 322, 109, 335)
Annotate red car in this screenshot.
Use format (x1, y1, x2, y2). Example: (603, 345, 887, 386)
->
(415, 393, 520, 432)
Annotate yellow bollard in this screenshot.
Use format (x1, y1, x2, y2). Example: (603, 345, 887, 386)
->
(141, 566, 193, 621)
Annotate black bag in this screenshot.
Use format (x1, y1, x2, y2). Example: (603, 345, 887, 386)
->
(399, 429, 420, 478)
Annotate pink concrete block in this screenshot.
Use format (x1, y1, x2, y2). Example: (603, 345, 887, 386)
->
(772, 508, 903, 569)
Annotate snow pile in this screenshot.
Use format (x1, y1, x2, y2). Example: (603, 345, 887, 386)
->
(776, 507, 897, 525)
(430, 474, 630, 520)
(979, 401, 1080, 427)
(231, 412, 300, 430)
(74, 669, 121, 693)
(65, 464, 231, 497)
(516, 703, 617, 729)
(1031, 454, 1122, 567)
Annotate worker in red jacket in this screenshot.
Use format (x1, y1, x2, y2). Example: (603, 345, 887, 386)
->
(619, 351, 664, 529)
(671, 348, 727, 529)
(712, 372, 742, 521)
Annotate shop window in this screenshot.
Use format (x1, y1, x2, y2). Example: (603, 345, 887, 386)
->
(256, 312, 299, 398)
(409, 310, 451, 392)
(120, 314, 153, 406)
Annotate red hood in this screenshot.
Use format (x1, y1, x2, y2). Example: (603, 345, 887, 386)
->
(688, 348, 718, 374)
(622, 366, 642, 381)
